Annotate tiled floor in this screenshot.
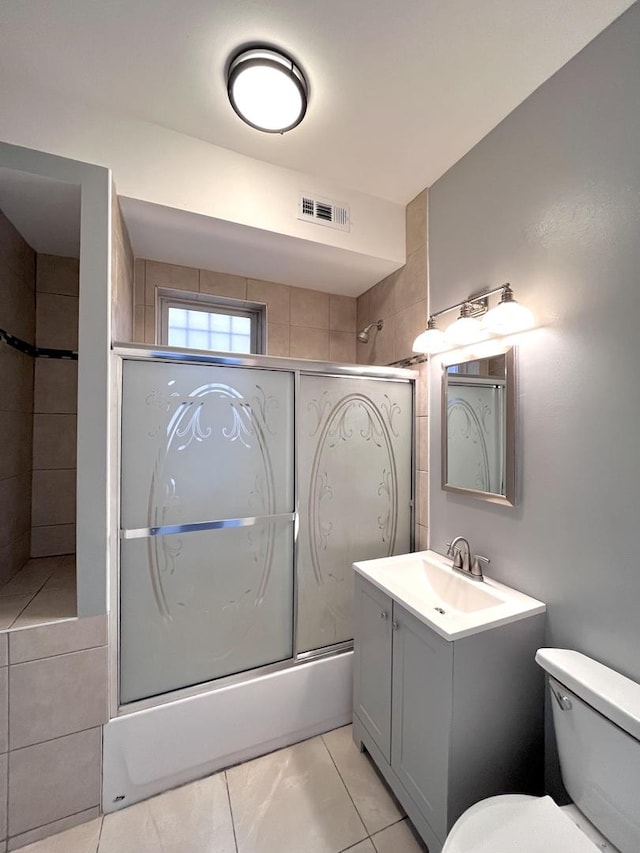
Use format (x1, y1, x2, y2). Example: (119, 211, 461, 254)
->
(13, 726, 428, 853)
(0, 555, 77, 629)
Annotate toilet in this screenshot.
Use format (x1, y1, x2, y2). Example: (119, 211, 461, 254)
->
(442, 648, 640, 853)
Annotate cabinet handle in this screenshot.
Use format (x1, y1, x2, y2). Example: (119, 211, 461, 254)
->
(380, 611, 388, 620)
(392, 620, 399, 631)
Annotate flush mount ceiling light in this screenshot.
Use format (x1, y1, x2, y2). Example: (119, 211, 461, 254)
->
(227, 46, 308, 133)
(412, 284, 535, 354)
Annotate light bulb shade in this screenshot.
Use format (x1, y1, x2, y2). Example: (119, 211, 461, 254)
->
(482, 299, 534, 335)
(412, 326, 446, 354)
(445, 315, 485, 346)
(227, 47, 308, 133)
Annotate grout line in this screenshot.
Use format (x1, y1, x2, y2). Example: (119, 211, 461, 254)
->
(320, 732, 368, 841)
(223, 770, 239, 853)
(95, 815, 105, 853)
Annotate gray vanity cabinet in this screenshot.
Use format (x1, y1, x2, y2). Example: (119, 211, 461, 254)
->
(353, 573, 545, 853)
(352, 577, 393, 762)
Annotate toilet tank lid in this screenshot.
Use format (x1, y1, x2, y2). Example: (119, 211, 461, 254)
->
(536, 648, 640, 741)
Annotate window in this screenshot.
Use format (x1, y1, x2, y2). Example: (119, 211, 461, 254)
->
(158, 291, 265, 354)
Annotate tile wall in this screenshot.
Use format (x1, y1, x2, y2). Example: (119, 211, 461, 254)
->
(133, 260, 358, 362)
(356, 191, 429, 547)
(0, 614, 108, 851)
(0, 210, 35, 586)
(110, 193, 134, 344)
(31, 256, 78, 558)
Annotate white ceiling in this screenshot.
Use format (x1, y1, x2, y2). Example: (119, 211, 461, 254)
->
(0, 0, 634, 204)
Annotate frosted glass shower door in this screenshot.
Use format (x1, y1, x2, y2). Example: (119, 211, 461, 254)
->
(119, 360, 294, 703)
(297, 375, 413, 653)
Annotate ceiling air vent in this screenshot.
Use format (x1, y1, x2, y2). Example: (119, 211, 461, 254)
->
(298, 194, 350, 232)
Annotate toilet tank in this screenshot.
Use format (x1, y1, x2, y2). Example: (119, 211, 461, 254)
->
(536, 649, 640, 853)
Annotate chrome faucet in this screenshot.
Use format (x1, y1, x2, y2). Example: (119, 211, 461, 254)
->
(446, 537, 490, 581)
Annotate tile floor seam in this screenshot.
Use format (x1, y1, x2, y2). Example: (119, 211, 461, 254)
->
(320, 734, 369, 842)
(94, 815, 105, 853)
(223, 769, 239, 853)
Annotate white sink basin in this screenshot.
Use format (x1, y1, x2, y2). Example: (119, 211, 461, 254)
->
(353, 549, 545, 640)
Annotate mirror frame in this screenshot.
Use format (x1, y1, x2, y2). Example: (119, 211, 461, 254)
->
(441, 345, 516, 506)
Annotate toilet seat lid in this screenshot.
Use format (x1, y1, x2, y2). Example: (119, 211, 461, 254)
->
(443, 794, 599, 853)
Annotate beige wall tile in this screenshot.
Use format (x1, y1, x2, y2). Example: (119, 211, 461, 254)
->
(0, 535, 30, 588)
(416, 362, 429, 417)
(0, 558, 59, 597)
(0, 596, 31, 630)
(417, 415, 428, 473)
(143, 306, 156, 344)
(9, 614, 106, 665)
(35, 256, 79, 297)
(356, 289, 371, 335)
(290, 327, 329, 361)
(8, 812, 101, 852)
(416, 523, 429, 551)
(30, 525, 75, 559)
(247, 279, 290, 324)
(394, 248, 427, 314)
(8, 728, 101, 836)
(329, 295, 356, 332)
(329, 331, 356, 364)
(0, 210, 28, 278)
(134, 259, 145, 307)
(35, 294, 78, 351)
(290, 288, 329, 329)
(145, 261, 198, 306)
(0, 636, 7, 668)
(32, 414, 76, 471)
(0, 476, 31, 550)
(11, 584, 76, 628)
(111, 198, 134, 345)
(0, 265, 35, 346)
(394, 298, 427, 363)
(0, 349, 33, 415)
(0, 411, 32, 480)
(34, 360, 77, 415)
(416, 470, 428, 529)
(199, 270, 247, 300)
(266, 323, 289, 357)
(405, 189, 428, 256)
(369, 274, 395, 321)
(133, 305, 145, 343)
(9, 646, 108, 749)
(363, 315, 395, 366)
(31, 470, 76, 528)
(0, 752, 6, 841)
(0, 668, 6, 754)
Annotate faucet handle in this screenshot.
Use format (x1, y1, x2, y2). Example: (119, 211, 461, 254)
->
(446, 541, 454, 556)
(471, 555, 490, 579)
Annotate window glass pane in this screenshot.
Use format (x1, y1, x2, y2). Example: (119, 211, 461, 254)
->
(168, 307, 187, 327)
(229, 334, 251, 353)
(210, 313, 232, 332)
(167, 328, 187, 348)
(187, 330, 210, 350)
(210, 332, 231, 352)
(231, 316, 251, 335)
(185, 309, 210, 331)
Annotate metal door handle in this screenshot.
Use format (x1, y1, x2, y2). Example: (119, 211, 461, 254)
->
(380, 611, 388, 620)
(392, 620, 399, 631)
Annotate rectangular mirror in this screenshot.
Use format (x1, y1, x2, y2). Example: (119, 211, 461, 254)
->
(442, 346, 515, 505)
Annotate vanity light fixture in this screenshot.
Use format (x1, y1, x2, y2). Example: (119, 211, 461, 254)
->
(412, 283, 533, 354)
(226, 46, 308, 133)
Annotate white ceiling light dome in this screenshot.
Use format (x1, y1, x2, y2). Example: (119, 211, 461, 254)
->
(227, 46, 308, 133)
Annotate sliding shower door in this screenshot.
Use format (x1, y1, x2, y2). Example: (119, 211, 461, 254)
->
(296, 374, 413, 653)
(119, 360, 294, 704)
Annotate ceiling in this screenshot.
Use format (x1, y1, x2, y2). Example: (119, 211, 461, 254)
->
(0, 0, 634, 205)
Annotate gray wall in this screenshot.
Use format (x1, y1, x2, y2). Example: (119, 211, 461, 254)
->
(428, 0, 640, 693)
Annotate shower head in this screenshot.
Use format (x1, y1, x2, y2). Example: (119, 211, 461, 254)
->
(357, 319, 384, 343)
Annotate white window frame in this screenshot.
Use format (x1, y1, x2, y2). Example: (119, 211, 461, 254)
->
(156, 288, 266, 354)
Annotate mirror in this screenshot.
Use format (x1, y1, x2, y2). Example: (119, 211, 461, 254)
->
(442, 346, 515, 505)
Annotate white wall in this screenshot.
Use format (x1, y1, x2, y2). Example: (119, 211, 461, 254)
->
(0, 80, 405, 274)
(428, 1, 640, 689)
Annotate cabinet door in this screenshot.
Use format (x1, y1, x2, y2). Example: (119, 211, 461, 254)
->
(353, 575, 393, 762)
(391, 605, 453, 842)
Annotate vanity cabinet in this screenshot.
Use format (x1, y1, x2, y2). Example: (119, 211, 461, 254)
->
(352, 573, 545, 853)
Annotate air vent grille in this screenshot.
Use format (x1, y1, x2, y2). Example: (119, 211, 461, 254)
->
(298, 194, 350, 232)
